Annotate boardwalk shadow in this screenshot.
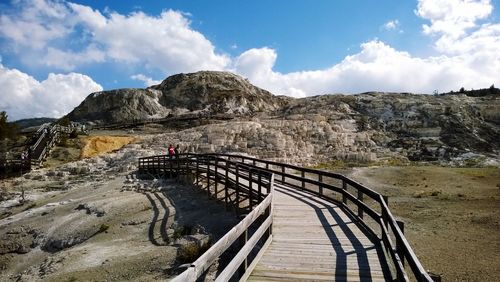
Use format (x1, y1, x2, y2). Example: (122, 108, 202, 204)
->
(143, 192, 170, 246)
(276, 185, 391, 281)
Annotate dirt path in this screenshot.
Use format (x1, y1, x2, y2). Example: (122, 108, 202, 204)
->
(344, 166, 500, 281)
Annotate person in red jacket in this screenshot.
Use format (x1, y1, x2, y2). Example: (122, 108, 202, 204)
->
(168, 144, 175, 158)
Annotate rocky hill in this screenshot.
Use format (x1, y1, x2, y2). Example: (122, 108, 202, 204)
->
(66, 71, 499, 165)
(66, 71, 289, 123)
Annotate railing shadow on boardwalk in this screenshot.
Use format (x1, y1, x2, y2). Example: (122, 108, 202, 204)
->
(276, 185, 392, 282)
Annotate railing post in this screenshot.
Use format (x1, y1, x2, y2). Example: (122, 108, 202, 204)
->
(281, 166, 285, 183)
(301, 170, 305, 189)
(318, 174, 323, 196)
(357, 190, 364, 219)
(177, 155, 180, 176)
(383, 196, 389, 230)
(396, 220, 405, 267)
(225, 161, 229, 210)
(342, 180, 347, 204)
(207, 158, 211, 197)
(196, 158, 199, 186)
(214, 158, 218, 199)
(169, 155, 173, 178)
(238, 229, 248, 278)
(249, 169, 253, 210)
(235, 164, 240, 213)
(258, 173, 262, 202)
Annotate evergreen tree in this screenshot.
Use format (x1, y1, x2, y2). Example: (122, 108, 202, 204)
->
(0, 111, 19, 140)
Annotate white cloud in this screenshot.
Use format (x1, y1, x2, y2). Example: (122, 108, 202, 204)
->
(0, 0, 72, 49)
(230, 1, 499, 96)
(131, 74, 161, 87)
(0, 64, 102, 120)
(86, 9, 230, 73)
(42, 45, 106, 70)
(0, 1, 230, 74)
(233, 41, 498, 96)
(416, 0, 492, 38)
(383, 20, 399, 31)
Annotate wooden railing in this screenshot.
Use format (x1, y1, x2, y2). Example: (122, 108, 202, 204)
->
(92, 113, 235, 130)
(212, 153, 433, 282)
(138, 154, 274, 281)
(0, 159, 31, 179)
(138, 153, 434, 282)
(29, 125, 65, 166)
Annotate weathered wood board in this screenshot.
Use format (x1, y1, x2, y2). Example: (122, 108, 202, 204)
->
(248, 184, 391, 282)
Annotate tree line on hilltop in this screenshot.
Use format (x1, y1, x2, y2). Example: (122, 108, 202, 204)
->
(439, 85, 500, 97)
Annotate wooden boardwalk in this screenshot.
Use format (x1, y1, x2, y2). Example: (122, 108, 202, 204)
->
(248, 184, 391, 281)
(139, 154, 434, 281)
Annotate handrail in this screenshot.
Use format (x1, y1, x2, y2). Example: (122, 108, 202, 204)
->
(138, 153, 433, 282)
(217, 153, 433, 282)
(29, 124, 69, 166)
(173, 188, 273, 281)
(139, 154, 274, 281)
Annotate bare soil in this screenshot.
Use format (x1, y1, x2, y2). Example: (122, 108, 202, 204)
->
(343, 166, 500, 282)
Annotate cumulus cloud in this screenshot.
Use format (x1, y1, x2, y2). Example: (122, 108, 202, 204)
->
(416, 0, 492, 38)
(232, 0, 499, 96)
(0, 64, 102, 120)
(234, 40, 498, 96)
(131, 74, 161, 87)
(0, 0, 71, 49)
(0, 0, 230, 74)
(42, 45, 106, 70)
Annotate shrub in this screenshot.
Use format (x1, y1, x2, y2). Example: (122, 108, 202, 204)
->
(98, 224, 110, 233)
(173, 225, 192, 240)
(58, 117, 71, 127)
(69, 130, 78, 139)
(177, 241, 211, 264)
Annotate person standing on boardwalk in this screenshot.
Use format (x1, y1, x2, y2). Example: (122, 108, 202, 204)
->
(168, 144, 175, 158)
(174, 145, 180, 158)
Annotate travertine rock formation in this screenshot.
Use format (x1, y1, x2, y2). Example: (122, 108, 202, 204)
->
(66, 71, 499, 164)
(67, 71, 289, 123)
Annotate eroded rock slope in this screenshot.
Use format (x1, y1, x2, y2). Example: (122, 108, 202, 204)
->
(67, 71, 499, 164)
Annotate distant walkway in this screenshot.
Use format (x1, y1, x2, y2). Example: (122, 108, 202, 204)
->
(248, 184, 390, 281)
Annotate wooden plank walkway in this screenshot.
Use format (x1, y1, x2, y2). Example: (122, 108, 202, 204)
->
(248, 184, 391, 282)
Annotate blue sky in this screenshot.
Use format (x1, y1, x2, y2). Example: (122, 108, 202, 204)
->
(1, 0, 500, 120)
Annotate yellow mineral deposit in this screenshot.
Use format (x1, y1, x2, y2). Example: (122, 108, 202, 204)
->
(80, 136, 136, 158)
